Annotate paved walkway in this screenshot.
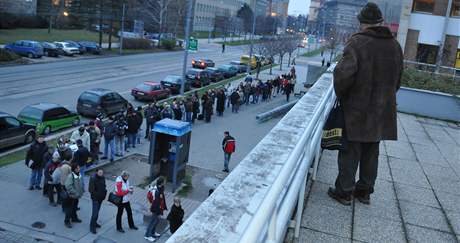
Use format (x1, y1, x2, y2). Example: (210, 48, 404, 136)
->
(298, 113, 460, 243)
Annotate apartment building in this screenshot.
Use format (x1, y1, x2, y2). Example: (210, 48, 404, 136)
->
(397, 0, 460, 68)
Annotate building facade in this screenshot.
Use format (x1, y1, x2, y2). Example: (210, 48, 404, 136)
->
(193, 0, 249, 32)
(316, 0, 367, 38)
(0, 0, 37, 15)
(397, 0, 460, 68)
(306, 0, 323, 34)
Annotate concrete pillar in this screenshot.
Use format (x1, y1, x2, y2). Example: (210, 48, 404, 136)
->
(441, 35, 459, 67)
(397, 0, 414, 52)
(404, 29, 419, 61)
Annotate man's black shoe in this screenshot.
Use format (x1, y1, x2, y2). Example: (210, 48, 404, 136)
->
(354, 190, 370, 205)
(130, 226, 138, 230)
(101, 156, 108, 160)
(65, 222, 72, 228)
(96, 223, 101, 228)
(117, 228, 125, 233)
(72, 218, 82, 223)
(327, 187, 352, 206)
(90, 229, 97, 234)
(28, 186, 34, 190)
(35, 186, 42, 190)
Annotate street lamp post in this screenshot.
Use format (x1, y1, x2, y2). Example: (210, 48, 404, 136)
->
(119, 4, 126, 55)
(180, 0, 194, 96)
(247, 0, 257, 74)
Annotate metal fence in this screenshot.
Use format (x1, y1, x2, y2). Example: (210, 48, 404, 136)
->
(403, 60, 460, 81)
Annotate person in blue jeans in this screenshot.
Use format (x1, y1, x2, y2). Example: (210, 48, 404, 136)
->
(25, 135, 49, 190)
(145, 178, 167, 242)
(101, 117, 116, 162)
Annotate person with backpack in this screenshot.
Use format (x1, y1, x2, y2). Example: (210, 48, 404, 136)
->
(87, 121, 101, 164)
(222, 131, 236, 173)
(44, 151, 62, 206)
(167, 197, 184, 234)
(64, 163, 84, 228)
(25, 135, 49, 190)
(145, 178, 167, 242)
(88, 168, 107, 234)
(101, 116, 116, 162)
(114, 114, 128, 157)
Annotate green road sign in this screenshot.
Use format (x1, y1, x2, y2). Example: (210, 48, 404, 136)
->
(188, 37, 198, 52)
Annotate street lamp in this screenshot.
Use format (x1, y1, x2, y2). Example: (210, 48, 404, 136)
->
(63, 11, 69, 17)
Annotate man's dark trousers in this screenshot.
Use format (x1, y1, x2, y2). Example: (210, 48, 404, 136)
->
(90, 200, 102, 231)
(335, 141, 379, 196)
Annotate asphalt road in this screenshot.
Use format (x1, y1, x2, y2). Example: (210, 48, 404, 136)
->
(0, 42, 247, 116)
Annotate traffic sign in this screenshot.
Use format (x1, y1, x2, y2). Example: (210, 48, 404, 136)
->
(188, 37, 198, 52)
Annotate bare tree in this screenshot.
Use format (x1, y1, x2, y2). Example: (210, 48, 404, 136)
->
(286, 36, 300, 67)
(142, 0, 172, 44)
(259, 37, 279, 75)
(277, 37, 290, 71)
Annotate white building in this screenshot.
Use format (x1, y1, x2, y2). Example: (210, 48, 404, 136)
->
(193, 0, 250, 32)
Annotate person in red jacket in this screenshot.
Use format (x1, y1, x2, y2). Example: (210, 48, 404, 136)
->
(222, 131, 236, 173)
(114, 171, 138, 233)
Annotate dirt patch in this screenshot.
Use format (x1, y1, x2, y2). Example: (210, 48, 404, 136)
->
(96, 153, 151, 187)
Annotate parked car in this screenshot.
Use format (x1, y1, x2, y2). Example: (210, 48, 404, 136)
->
(54, 42, 79, 56)
(77, 88, 128, 117)
(192, 58, 215, 69)
(64, 40, 86, 54)
(4, 40, 44, 58)
(78, 41, 102, 55)
(131, 81, 170, 101)
(205, 67, 225, 82)
(217, 65, 238, 78)
(229, 61, 248, 73)
(240, 55, 257, 69)
(0, 112, 35, 150)
(41, 42, 60, 57)
(18, 103, 80, 135)
(161, 75, 190, 94)
(186, 69, 211, 88)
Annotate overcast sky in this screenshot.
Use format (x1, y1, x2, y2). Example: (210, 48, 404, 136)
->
(288, 0, 311, 16)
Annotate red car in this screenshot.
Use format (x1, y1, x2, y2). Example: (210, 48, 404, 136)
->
(192, 58, 215, 69)
(131, 81, 170, 101)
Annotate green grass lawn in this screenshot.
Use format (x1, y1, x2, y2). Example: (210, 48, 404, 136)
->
(216, 39, 262, 46)
(301, 46, 326, 57)
(0, 28, 118, 44)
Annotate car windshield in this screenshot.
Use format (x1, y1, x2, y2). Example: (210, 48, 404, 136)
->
(80, 92, 100, 103)
(163, 76, 180, 83)
(64, 43, 74, 48)
(136, 83, 153, 91)
(19, 107, 43, 121)
(42, 42, 56, 48)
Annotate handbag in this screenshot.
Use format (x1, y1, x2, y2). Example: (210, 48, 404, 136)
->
(321, 100, 347, 151)
(108, 192, 123, 206)
(59, 187, 69, 200)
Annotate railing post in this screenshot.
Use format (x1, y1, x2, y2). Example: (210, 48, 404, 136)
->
(294, 162, 308, 238)
(268, 209, 277, 242)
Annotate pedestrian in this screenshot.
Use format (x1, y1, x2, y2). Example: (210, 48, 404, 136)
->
(25, 135, 49, 190)
(87, 121, 101, 164)
(328, 2, 403, 206)
(184, 97, 193, 123)
(230, 89, 240, 113)
(145, 103, 159, 139)
(63, 163, 84, 228)
(145, 178, 167, 241)
(89, 168, 107, 234)
(167, 197, 184, 234)
(126, 109, 142, 149)
(192, 95, 200, 123)
(322, 58, 325, 67)
(244, 83, 251, 105)
(222, 43, 225, 53)
(70, 126, 90, 150)
(115, 171, 138, 233)
(101, 116, 116, 162)
(222, 131, 235, 173)
(135, 107, 143, 145)
(205, 98, 213, 123)
(44, 151, 62, 206)
(114, 114, 128, 156)
(56, 137, 73, 162)
(216, 90, 225, 116)
(172, 101, 182, 120)
(161, 103, 174, 119)
(285, 82, 292, 102)
(59, 160, 72, 212)
(73, 139, 90, 189)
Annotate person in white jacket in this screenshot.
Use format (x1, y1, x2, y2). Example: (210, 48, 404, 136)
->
(70, 126, 90, 150)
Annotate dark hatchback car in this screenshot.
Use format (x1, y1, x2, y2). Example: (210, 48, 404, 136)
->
(78, 41, 102, 55)
(186, 69, 211, 88)
(77, 88, 128, 117)
(131, 81, 170, 101)
(161, 75, 191, 94)
(18, 103, 80, 135)
(192, 58, 215, 69)
(217, 65, 238, 78)
(41, 42, 60, 57)
(230, 61, 248, 73)
(0, 112, 35, 150)
(205, 67, 224, 82)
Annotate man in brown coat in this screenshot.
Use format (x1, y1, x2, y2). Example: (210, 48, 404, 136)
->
(328, 2, 403, 206)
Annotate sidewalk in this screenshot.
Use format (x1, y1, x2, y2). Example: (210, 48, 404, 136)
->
(296, 113, 460, 242)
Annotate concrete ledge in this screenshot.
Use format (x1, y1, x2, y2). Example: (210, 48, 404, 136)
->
(256, 100, 299, 123)
(397, 87, 460, 122)
(166, 73, 334, 242)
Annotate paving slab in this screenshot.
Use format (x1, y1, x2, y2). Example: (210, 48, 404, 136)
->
(436, 191, 460, 212)
(297, 228, 350, 243)
(353, 213, 405, 243)
(395, 183, 439, 208)
(400, 201, 451, 232)
(406, 224, 457, 243)
(354, 198, 401, 222)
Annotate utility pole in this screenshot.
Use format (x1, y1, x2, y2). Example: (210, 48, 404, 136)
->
(435, 0, 453, 73)
(98, 0, 103, 47)
(119, 3, 125, 55)
(247, 0, 257, 74)
(181, 0, 194, 96)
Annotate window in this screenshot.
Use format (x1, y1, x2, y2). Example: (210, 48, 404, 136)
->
(416, 44, 438, 64)
(5, 117, 21, 128)
(19, 107, 43, 121)
(44, 108, 62, 121)
(55, 108, 71, 118)
(412, 0, 435, 13)
(80, 92, 100, 103)
(452, 0, 460, 17)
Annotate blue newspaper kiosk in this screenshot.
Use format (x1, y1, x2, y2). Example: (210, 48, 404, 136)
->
(149, 118, 191, 192)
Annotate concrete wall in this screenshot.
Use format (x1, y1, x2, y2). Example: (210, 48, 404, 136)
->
(397, 87, 460, 122)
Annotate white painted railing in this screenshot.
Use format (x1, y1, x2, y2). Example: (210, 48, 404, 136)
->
(166, 65, 337, 243)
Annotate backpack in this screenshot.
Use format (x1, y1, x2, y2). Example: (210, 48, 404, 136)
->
(51, 165, 62, 184)
(115, 121, 126, 136)
(224, 139, 236, 153)
(147, 186, 157, 204)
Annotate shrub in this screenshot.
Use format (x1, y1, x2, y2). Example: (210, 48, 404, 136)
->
(401, 68, 460, 96)
(122, 38, 153, 49)
(0, 13, 48, 29)
(0, 49, 21, 62)
(161, 39, 176, 50)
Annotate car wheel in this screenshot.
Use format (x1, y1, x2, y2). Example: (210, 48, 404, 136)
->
(27, 52, 34, 58)
(24, 132, 35, 144)
(72, 118, 80, 127)
(43, 126, 51, 135)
